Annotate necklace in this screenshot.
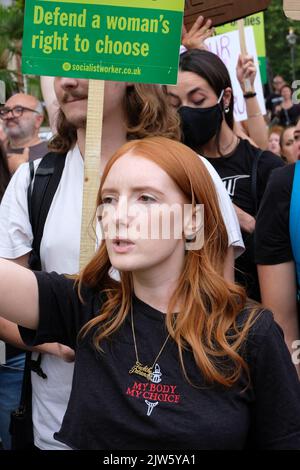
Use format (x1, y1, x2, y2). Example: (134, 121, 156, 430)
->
(129, 303, 170, 382)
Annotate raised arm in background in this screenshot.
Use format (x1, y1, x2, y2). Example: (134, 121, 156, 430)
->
(236, 54, 268, 150)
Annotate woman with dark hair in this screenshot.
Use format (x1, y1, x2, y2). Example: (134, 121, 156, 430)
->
(0, 137, 299, 450)
(280, 125, 297, 164)
(275, 85, 300, 127)
(167, 49, 285, 301)
(0, 142, 10, 202)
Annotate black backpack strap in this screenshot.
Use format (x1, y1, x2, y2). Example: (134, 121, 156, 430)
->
(28, 152, 67, 270)
(9, 351, 34, 449)
(28, 353, 47, 379)
(26, 152, 66, 378)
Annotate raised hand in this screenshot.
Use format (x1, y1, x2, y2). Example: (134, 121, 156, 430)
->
(236, 54, 257, 94)
(181, 15, 214, 51)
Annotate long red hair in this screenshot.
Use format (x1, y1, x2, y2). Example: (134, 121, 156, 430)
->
(79, 137, 258, 387)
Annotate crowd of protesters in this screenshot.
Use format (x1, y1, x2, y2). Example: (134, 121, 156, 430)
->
(0, 16, 300, 451)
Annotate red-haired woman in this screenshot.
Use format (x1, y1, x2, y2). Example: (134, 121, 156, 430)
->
(0, 137, 299, 450)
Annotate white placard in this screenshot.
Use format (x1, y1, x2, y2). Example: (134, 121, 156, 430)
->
(205, 27, 266, 122)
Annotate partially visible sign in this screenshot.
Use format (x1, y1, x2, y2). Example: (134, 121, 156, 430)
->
(284, 0, 300, 20)
(205, 27, 266, 122)
(22, 0, 184, 85)
(215, 13, 267, 84)
(184, 0, 271, 29)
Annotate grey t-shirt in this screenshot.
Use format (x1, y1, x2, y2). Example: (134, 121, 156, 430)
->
(7, 140, 49, 162)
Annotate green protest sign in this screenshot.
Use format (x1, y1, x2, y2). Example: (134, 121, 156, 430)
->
(22, 0, 184, 84)
(215, 13, 267, 84)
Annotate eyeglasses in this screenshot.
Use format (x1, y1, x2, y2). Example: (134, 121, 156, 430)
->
(0, 105, 40, 120)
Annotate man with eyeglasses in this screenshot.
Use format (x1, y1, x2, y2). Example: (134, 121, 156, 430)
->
(0, 93, 49, 173)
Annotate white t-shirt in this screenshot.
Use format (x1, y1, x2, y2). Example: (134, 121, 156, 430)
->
(0, 144, 243, 450)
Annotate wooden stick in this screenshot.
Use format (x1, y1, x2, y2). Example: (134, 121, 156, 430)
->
(79, 79, 105, 270)
(238, 19, 253, 93)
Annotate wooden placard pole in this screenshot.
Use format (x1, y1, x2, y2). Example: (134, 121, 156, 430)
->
(238, 19, 254, 93)
(79, 79, 105, 270)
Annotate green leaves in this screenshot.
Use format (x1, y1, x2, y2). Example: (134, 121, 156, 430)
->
(0, 4, 24, 96)
(265, 0, 300, 83)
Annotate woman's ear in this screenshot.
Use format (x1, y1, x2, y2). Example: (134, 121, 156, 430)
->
(223, 87, 232, 109)
(183, 204, 204, 251)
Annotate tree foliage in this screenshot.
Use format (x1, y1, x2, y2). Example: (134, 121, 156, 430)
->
(0, 3, 24, 96)
(265, 0, 300, 83)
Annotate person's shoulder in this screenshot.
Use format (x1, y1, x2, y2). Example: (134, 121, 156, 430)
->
(198, 154, 215, 172)
(236, 305, 276, 346)
(7, 158, 40, 187)
(197, 155, 223, 183)
(236, 138, 261, 159)
(265, 163, 295, 195)
(241, 139, 283, 166)
(261, 149, 285, 166)
(78, 279, 106, 304)
(237, 305, 274, 329)
(236, 306, 286, 369)
(32, 140, 49, 150)
(35, 271, 106, 306)
(241, 139, 284, 170)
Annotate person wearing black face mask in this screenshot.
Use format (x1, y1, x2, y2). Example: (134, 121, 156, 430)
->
(167, 49, 284, 303)
(179, 90, 224, 149)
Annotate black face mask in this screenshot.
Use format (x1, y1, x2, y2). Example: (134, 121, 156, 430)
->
(178, 95, 224, 151)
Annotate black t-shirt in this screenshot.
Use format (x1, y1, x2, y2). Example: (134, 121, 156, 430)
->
(278, 105, 300, 127)
(266, 92, 282, 116)
(255, 164, 295, 265)
(19, 272, 300, 450)
(205, 139, 284, 301)
(205, 139, 285, 217)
